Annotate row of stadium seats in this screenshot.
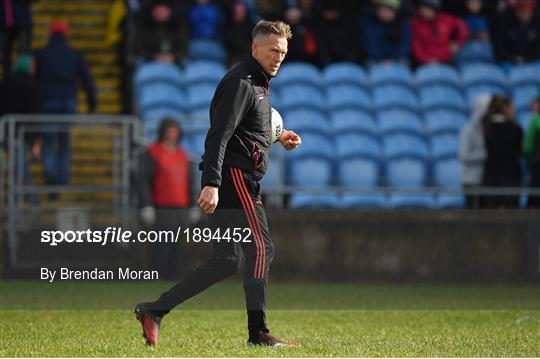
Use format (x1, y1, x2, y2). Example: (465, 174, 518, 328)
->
(188, 39, 496, 68)
(133, 55, 539, 208)
(135, 60, 539, 125)
(135, 59, 540, 93)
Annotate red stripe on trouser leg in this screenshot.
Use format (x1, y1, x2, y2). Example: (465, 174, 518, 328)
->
(233, 168, 266, 278)
(232, 168, 265, 278)
(229, 168, 264, 278)
(231, 168, 264, 278)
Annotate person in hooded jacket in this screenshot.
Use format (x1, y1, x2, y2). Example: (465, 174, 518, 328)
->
(459, 94, 492, 208)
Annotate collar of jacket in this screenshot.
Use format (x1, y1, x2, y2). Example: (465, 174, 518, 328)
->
(246, 54, 272, 88)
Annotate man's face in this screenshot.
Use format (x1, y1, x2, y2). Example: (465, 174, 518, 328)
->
(516, 8, 533, 23)
(377, 6, 397, 22)
(467, 0, 482, 14)
(252, 34, 288, 77)
(162, 126, 180, 145)
(418, 5, 436, 20)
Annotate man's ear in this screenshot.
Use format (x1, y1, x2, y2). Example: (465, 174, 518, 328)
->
(251, 41, 257, 53)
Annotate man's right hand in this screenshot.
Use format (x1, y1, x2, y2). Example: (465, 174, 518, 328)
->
(198, 186, 219, 214)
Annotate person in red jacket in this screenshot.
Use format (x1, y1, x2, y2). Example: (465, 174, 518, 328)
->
(137, 118, 192, 279)
(411, 0, 469, 65)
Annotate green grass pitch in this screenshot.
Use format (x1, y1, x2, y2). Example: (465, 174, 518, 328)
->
(1, 281, 539, 357)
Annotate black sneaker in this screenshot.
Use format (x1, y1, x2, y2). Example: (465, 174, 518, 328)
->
(134, 302, 162, 346)
(247, 331, 301, 347)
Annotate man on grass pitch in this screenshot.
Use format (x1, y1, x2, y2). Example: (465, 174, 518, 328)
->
(135, 20, 302, 347)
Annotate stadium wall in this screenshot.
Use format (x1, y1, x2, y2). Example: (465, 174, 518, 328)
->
(266, 210, 540, 283)
(3, 210, 539, 282)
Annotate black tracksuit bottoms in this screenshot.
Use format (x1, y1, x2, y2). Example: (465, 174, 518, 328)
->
(148, 166, 274, 337)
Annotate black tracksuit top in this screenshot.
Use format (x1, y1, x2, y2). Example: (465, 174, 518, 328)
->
(201, 55, 273, 188)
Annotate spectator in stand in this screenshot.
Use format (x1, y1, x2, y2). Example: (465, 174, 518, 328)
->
(481, 95, 523, 209)
(0, 54, 40, 203)
(254, 0, 286, 21)
(137, 119, 191, 279)
(135, 0, 188, 63)
(462, 0, 490, 41)
(34, 21, 96, 192)
(493, 0, 540, 64)
(317, 0, 361, 65)
(411, 0, 469, 66)
(362, 0, 414, 19)
(459, 94, 492, 209)
(0, 0, 36, 79)
(362, 0, 411, 66)
(189, 0, 223, 41)
(282, 0, 320, 65)
(225, 1, 254, 65)
(523, 94, 540, 208)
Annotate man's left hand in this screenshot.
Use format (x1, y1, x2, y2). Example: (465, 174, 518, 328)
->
(278, 130, 301, 151)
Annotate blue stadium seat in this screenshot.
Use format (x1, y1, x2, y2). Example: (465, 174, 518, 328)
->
(290, 157, 333, 186)
(330, 110, 377, 136)
(272, 62, 321, 88)
(335, 133, 382, 160)
(182, 118, 210, 134)
(383, 133, 429, 160)
(184, 61, 227, 84)
(462, 64, 507, 90)
(513, 85, 538, 113)
(415, 64, 461, 89)
(289, 193, 340, 208)
(377, 110, 424, 136)
(188, 39, 226, 63)
(322, 62, 367, 88)
(338, 157, 385, 208)
(419, 85, 466, 112)
(289, 158, 339, 208)
(433, 158, 465, 208)
(518, 111, 532, 130)
(283, 109, 330, 134)
(188, 107, 210, 119)
(186, 131, 207, 158)
(386, 157, 434, 208)
(287, 132, 334, 160)
(135, 62, 183, 90)
(278, 84, 326, 112)
(326, 84, 371, 112)
(456, 41, 495, 65)
(424, 109, 468, 135)
(261, 155, 285, 189)
(509, 64, 540, 87)
(141, 106, 183, 120)
(369, 63, 413, 87)
(430, 133, 458, 159)
(386, 157, 428, 186)
(466, 85, 507, 107)
(187, 83, 216, 112)
(138, 83, 185, 117)
(373, 84, 418, 112)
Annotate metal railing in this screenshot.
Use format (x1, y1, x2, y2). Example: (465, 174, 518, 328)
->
(0, 114, 143, 268)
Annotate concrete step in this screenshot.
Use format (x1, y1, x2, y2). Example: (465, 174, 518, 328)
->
(33, 26, 107, 38)
(32, 39, 112, 51)
(33, 14, 107, 27)
(33, 1, 110, 12)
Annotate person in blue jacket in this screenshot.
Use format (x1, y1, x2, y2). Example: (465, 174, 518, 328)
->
(362, 0, 411, 65)
(34, 20, 96, 194)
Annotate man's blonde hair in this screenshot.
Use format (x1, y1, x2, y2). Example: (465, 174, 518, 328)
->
(252, 20, 292, 41)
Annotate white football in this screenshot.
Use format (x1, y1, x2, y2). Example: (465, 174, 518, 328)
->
(270, 107, 284, 143)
